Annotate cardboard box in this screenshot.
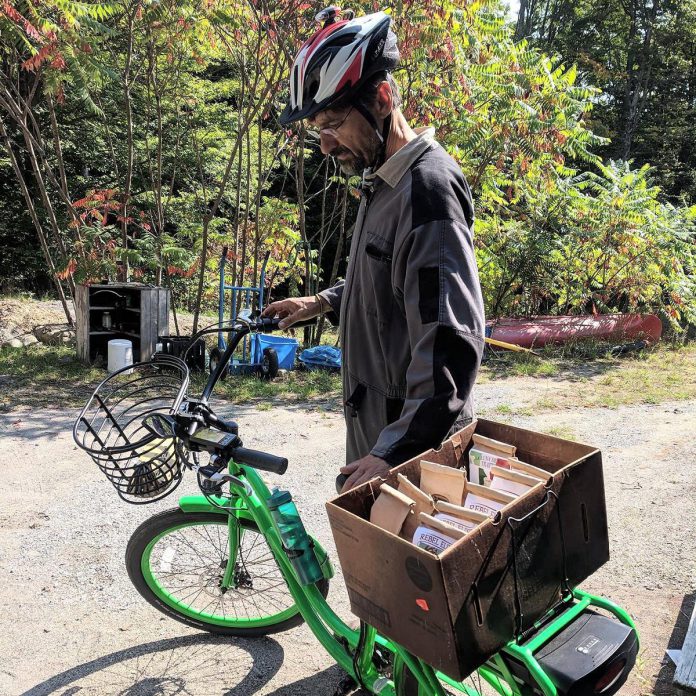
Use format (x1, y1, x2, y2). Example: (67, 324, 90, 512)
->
(325, 419, 610, 681)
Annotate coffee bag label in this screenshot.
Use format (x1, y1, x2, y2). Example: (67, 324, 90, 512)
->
(468, 449, 510, 486)
(412, 526, 457, 555)
(463, 492, 508, 518)
(434, 512, 478, 534)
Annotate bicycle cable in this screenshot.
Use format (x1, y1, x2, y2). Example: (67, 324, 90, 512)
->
(352, 621, 370, 692)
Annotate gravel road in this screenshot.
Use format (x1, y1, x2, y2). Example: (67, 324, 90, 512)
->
(0, 381, 694, 696)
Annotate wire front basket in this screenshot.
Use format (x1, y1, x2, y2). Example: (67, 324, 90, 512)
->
(73, 355, 190, 504)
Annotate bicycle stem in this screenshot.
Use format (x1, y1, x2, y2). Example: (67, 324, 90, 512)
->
(201, 325, 248, 402)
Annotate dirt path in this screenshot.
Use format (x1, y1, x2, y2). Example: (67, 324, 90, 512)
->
(0, 381, 694, 695)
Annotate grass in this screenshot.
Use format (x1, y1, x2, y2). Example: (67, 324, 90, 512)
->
(194, 368, 342, 407)
(0, 339, 693, 414)
(0, 342, 342, 411)
(480, 340, 696, 413)
(0, 344, 104, 411)
(543, 425, 577, 440)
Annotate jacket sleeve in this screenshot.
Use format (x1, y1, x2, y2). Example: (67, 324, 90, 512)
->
(317, 280, 344, 326)
(369, 217, 485, 465)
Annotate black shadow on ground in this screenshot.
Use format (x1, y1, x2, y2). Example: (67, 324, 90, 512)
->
(21, 633, 285, 696)
(654, 592, 695, 695)
(264, 664, 350, 695)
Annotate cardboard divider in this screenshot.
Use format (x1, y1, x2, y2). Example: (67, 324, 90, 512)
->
(326, 419, 609, 680)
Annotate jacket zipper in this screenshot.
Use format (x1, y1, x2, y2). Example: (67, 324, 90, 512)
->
(339, 172, 376, 360)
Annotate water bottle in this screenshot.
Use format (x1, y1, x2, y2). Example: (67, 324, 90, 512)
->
(267, 489, 324, 586)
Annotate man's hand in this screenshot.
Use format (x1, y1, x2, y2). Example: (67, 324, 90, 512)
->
(261, 295, 323, 329)
(340, 454, 391, 492)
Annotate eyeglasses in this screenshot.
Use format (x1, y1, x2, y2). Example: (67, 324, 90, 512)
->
(307, 106, 353, 139)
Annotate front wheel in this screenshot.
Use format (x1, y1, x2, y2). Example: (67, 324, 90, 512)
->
(126, 509, 329, 636)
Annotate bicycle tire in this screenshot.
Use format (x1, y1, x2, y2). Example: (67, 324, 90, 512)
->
(126, 509, 329, 636)
(257, 347, 279, 380)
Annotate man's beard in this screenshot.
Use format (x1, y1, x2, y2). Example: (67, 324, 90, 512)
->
(333, 130, 382, 175)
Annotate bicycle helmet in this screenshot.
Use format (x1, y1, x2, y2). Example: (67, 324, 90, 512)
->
(280, 7, 399, 127)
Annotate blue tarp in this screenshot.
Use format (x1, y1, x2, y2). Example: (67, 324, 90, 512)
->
(298, 345, 341, 371)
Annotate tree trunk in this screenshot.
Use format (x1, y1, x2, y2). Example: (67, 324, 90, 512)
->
(121, 4, 136, 282)
(617, 0, 660, 161)
(20, 127, 77, 302)
(315, 181, 348, 346)
(0, 120, 73, 325)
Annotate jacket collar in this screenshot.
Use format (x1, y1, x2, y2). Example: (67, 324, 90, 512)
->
(369, 127, 437, 188)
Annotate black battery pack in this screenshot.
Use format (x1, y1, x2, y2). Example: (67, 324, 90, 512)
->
(505, 609, 638, 696)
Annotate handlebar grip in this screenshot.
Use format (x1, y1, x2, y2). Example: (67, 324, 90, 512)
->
(232, 446, 288, 475)
(256, 317, 317, 333)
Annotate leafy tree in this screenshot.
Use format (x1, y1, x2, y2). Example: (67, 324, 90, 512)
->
(514, 0, 696, 203)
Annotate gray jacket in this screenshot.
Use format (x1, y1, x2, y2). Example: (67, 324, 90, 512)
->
(319, 128, 486, 466)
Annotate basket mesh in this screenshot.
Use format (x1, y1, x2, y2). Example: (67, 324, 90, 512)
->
(73, 355, 190, 504)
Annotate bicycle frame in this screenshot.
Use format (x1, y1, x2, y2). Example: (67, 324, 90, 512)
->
(176, 458, 637, 696)
(175, 321, 637, 695)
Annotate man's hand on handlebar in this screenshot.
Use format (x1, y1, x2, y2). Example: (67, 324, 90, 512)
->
(261, 295, 324, 330)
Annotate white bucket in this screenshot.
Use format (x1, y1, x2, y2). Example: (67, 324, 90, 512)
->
(108, 339, 133, 374)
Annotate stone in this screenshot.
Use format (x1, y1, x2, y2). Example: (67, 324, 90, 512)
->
(34, 324, 75, 346)
(8, 338, 23, 348)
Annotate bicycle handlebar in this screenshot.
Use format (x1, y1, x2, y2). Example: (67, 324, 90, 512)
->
(177, 310, 317, 477)
(254, 316, 318, 332)
(231, 447, 288, 475)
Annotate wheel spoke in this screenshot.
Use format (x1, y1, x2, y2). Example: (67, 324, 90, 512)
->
(143, 517, 299, 625)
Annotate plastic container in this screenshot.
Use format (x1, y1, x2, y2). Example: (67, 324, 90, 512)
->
(107, 339, 133, 374)
(157, 336, 206, 372)
(250, 334, 299, 370)
(267, 488, 323, 586)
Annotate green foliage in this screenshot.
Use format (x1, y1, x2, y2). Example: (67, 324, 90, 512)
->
(373, 0, 695, 330)
(476, 160, 696, 324)
(515, 0, 696, 204)
(1, 0, 694, 335)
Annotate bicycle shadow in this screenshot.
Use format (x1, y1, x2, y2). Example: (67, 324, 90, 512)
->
(263, 664, 350, 695)
(21, 633, 286, 696)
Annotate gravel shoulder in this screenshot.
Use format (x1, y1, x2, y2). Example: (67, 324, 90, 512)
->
(0, 378, 694, 695)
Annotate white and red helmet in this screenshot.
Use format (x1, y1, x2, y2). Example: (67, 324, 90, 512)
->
(280, 7, 399, 125)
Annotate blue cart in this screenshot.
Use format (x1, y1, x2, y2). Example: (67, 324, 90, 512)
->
(209, 248, 292, 380)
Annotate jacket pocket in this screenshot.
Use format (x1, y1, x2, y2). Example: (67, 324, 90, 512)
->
(345, 382, 367, 417)
(360, 232, 396, 327)
(365, 242, 393, 264)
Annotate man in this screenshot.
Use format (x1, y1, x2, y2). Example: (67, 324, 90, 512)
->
(264, 7, 485, 492)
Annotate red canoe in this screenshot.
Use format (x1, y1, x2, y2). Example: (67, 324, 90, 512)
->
(486, 314, 662, 349)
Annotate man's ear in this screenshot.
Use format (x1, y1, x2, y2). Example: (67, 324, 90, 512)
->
(374, 80, 393, 118)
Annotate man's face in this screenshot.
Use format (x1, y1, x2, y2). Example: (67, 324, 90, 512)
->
(307, 106, 382, 175)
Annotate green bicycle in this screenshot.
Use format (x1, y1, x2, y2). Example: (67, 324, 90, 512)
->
(74, 316, 638, 696)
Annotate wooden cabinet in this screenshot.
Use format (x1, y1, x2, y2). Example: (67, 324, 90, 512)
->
(76, 284, 170, 364)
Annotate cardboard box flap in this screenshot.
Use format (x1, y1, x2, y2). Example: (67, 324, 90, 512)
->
(476, 419, 599, 473)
